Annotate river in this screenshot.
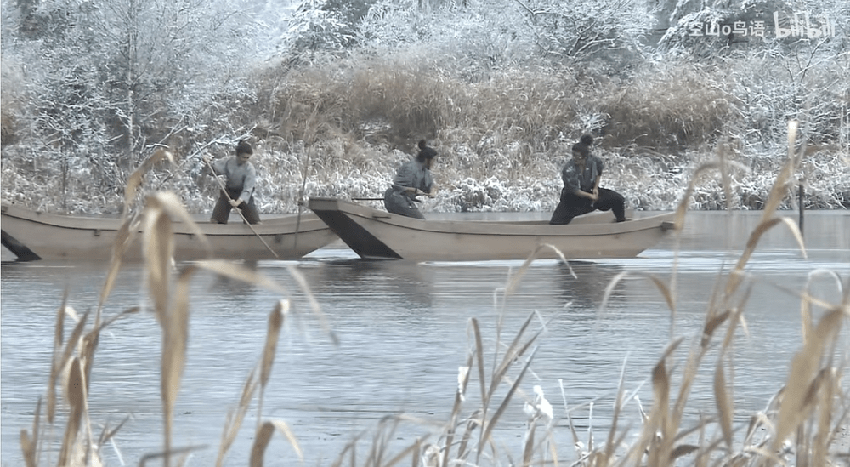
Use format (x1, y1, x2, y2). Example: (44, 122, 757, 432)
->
(2, 210, 848, 466)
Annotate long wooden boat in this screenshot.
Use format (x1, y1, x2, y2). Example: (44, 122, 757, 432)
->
(308, 197, 676, 261)
(1, 202, 338, 261)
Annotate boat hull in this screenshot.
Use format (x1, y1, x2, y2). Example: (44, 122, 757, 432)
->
(1, 203, 337, 261)
(309, 197, 675, 261)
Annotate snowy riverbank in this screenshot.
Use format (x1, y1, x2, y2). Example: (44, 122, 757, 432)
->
(2, 142, 849, 217)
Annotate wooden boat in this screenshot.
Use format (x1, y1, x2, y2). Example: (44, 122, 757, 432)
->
(1, 202, 338, 261)
(308, 197, 676, 261)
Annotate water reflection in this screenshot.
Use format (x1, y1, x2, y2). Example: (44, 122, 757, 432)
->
(556, 260, 626, 310)
(315, 259, 436, 309)
(206, 259, 260, 298)
(2, 211, 848, 467)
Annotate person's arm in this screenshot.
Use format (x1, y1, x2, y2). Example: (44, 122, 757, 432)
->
(590, 178, 600, 200)
(394, 162, 426, 195)
(571, 181, 595, 200)
(590, 157, 603, 200)
(562, 163, 593, 199)
(202, 155, 227, 175)
(407, 186, 434, 197)
(237, 163, 257, 205)
(418, 168, 436, 197)
(576, 188, 595, 200)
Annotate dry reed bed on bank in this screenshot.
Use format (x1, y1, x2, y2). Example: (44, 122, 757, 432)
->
(4, 52, 850, 215)
(18, 124, 850, 466)
(257, 55, 582, 149)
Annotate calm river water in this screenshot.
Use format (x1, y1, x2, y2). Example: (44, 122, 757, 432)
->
(2, 210, 849, 466)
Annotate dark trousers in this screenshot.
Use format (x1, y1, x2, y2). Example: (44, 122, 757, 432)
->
(549, 187, 626, 225)
(211, 188, 260, 225)
(383, 188, 425, 219)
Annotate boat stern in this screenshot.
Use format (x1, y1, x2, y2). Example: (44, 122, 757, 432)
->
(308, 198, 402, 259)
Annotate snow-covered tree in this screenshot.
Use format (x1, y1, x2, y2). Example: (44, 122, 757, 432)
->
(2, 0, 255, 177)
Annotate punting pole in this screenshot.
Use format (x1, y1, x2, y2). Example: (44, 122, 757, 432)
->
(202, 157, 279, 259)
(798, 182, 804, 236)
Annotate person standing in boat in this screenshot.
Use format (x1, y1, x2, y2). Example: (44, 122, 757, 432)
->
(550, 134, 627, 225)
(202, 139, 261, 225)
(383, 140, 438, 219)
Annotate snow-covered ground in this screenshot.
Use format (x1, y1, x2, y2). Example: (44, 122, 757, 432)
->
(2, 142, 848, 217)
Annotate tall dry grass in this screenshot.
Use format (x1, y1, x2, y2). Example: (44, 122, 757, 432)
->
(17, 150, 328, 466)
(255, 51, 747, 154)
(599, 62, 739, 149)
(5, 44, 849, 216)
(257, 52, 581, 150)
(18, 122, 849, 466)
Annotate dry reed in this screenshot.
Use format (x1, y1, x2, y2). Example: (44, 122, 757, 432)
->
(16, 121, 849, 467)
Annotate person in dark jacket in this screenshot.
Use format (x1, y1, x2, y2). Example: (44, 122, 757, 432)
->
(549, 135, 626, 225)
(203, 140, 261, 224)
(383, 140, 438, 219)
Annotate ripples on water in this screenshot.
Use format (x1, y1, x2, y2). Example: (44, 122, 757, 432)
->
(1, 211, 848, 466)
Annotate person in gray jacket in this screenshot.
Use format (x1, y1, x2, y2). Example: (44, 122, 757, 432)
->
(203, 140, 261, 224)
(549, 135, 626, 225)
(383, 140, 437, 219)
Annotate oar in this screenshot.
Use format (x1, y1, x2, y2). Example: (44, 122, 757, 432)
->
(202, 157, 279, 259)
(352, 189, 434, 202)
(292, 148, 312, 255)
